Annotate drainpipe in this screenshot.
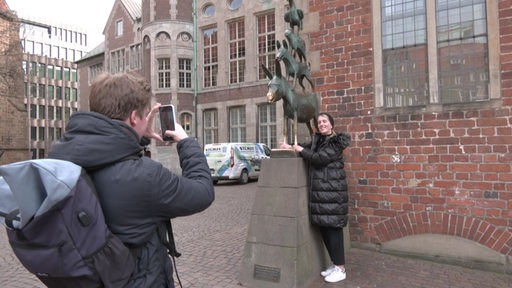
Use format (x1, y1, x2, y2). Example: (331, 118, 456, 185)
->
(193, 0, 199, 140)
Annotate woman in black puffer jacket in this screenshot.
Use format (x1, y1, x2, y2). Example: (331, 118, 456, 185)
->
(280, 112, 351, 283)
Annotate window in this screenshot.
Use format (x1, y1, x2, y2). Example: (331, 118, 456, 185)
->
(48, 85, 54, 99)
(229, 0, 243, 10)
(65, 87, 71, 101)
(178, 58, 192, 88)
(61, 47, 68, 61)
(38, 63, 46, 78)
(52, 45, 59, 58)
(157, 58, 171, 89)
(229, 106, 246, 142)
(29, 62, 37, 76)
(228, 20, 246, 84)
(69, 49, 76, 62)
(30, 104, 37, 119)
(71, 68, 77, 81)
(38, 84, 45, 98)
(89, 63, 103, 83)
(56, 107, 63, 120)
(373, 0, 499, 108)
(39, 127, 45, 141)
(203, 4, 215, 16)
(258, 103, 277, 148)
(22, 61, 27, 74)
(116, 20, 123, 37)
(49, 127, 55, 141)
(65, 108, 71, 121)
(30, 127, 37, 141)
(55, 66, 62, 80)
(64, 67, 70, 81)
(203, 109, 218, 145)
(48, 105, 54, 120)
(56, 86, 62, 100)
(180, 112, 193, 133)
(72, 88, 78, 101)
(35, 42, 43, 55)
(25, 40, 34, 54)
(56, 127, 62, 140)
(38, 105, 45, 118)
(130, 44, 142, 69)
(43, 44, 51, 57)
(110, 49, 125, 74)
(30, 84, 37, 97)
(38, 149, 45, 159)
(257, 12, 276, 80)
(203, 27, 218, 88)
(48, 65, 54, 79)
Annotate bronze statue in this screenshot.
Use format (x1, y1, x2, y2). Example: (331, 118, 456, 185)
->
(265, 0, 319, 147)
(262, 60, 319, 145)
(284, 0, 304, 33)
(276, 40, 314, 91)
(284, 29, 306, 62)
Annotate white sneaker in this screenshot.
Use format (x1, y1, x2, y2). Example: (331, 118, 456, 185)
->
(324, 266, 346, 283)
(320, 265, 336, 277)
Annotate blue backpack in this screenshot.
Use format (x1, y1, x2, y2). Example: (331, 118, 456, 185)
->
(0, 159, 136, 288)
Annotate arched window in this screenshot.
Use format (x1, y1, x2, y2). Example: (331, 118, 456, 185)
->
(180, 112, 193, 133)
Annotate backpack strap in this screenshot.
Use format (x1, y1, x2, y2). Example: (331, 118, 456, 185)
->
(158, 220, 181, 258)
(158, 220, 183, 287)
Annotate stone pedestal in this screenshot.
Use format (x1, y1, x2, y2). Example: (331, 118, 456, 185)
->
(238, 157, 329, 288)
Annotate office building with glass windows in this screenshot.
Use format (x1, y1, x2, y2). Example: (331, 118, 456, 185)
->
(20, 18, 88, 158)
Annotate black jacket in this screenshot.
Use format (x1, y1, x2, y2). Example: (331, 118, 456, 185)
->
(48, 112, 215, 287)
(299, 132, 351, 228)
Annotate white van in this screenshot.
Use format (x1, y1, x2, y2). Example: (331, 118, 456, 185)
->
(204, 143, 271, 184)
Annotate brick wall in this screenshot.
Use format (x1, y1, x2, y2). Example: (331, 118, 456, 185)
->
(0, 11, 29, 165)
(309, 0, 512, 255)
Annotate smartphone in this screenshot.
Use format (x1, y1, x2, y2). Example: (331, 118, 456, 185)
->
(159, 104, 176, 141)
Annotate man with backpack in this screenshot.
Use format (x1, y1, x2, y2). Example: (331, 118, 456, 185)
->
(47, 72, 215, 287)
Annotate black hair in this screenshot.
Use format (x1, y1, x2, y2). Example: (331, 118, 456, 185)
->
(319, 112, 334, 127)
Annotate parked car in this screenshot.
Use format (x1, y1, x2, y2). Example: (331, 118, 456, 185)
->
(204, 143, 271, 184)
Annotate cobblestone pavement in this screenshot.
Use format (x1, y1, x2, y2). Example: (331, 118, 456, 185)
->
(1, 180, 512, 288)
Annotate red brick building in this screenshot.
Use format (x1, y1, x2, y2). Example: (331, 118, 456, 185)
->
(309, 0, 511, 271)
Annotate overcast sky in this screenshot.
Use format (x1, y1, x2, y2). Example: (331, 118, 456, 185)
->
(7, 0, 116, 49)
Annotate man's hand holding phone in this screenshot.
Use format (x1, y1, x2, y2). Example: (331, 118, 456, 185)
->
(159, 104, 188, 143)
(162, 123, 188, 143)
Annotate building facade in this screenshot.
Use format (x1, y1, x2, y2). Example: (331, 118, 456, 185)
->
(77, 0, 311, 149)
(309, 0, 511, 271)
(76, 0, 512, 271)
(18, 16, 89, 159)
(0, 0, 27, 165)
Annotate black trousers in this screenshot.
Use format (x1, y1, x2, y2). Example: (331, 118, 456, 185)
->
(319, 226, 345, 265)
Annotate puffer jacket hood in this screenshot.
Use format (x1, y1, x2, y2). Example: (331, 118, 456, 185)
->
(300, 131, 351, 228)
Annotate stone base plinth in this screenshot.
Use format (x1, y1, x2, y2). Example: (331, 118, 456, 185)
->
(238, 157, 329, 288)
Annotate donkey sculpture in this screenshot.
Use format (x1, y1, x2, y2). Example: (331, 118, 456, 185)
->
(276, 40, 314, 91)
(262, 60, 319, 145)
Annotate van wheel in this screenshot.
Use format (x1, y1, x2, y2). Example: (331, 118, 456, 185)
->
(238, 170, 249, 184)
